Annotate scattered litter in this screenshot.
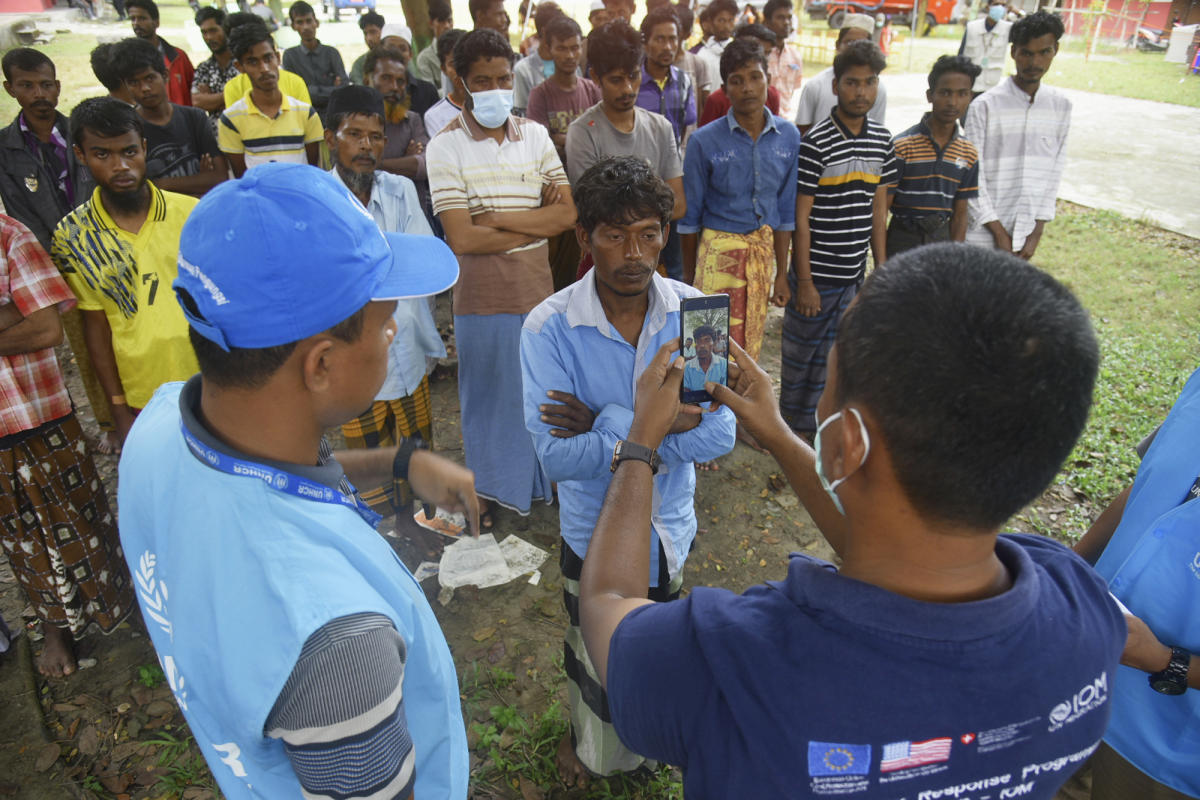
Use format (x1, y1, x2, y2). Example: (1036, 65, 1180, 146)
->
(437, 534, 549, 604)
(527, 570, 542, 586)
(414, 507, 468, 538)
(77, 657, 98, 669)
(412, 561, 440, 582)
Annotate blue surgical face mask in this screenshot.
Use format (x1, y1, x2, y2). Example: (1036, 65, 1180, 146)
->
(813, 407, 871, 516)
(542, 58, 557, 78)
(988, 5, 1006, 22)
(469, 88, 514, 128)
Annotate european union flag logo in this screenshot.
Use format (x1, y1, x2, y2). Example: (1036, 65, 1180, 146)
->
(807, 741, 872, 776)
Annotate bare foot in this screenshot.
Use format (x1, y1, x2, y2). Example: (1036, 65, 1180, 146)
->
(556, 731, 590, 789)
(94, 431, 121, 455)
(736, 423, 769, 453)
(35, 624, 76, 678)
(695, 460, 720, 472)
(480, 499, 495, 531)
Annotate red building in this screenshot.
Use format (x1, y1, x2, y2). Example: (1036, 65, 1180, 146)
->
(1056, 0, 1173, 38)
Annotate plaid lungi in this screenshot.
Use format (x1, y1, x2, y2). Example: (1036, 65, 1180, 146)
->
(694, 225, 776, 360)
(0, 413, 132, 635)
(780, 278, 859, 434)
(559, 541, 681, 776)
(340, 376, 434, 516)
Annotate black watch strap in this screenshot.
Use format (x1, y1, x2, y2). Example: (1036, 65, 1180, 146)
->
(611, 439, 660, 475)
(393, 437, 429, 482)
(1148, 646, 1191, 696)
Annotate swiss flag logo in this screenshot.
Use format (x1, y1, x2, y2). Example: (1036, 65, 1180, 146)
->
(961, 733, 976, 745)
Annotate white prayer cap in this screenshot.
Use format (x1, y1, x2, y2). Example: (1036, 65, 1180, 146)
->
(841, 13, 875, 33)
(380, 23, 413, 44)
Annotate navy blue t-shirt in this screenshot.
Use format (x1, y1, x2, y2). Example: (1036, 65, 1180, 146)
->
(607, 534, 1125, 799)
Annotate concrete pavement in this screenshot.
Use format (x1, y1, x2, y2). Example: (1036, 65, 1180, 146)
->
(882, 71, 1200, 239)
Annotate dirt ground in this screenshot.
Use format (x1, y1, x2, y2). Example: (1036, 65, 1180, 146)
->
(0, 300, 842, 799)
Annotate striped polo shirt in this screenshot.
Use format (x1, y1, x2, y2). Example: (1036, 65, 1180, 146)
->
(426, 111, 568, 317)
(217, 93, 323, 169)
(889, 115, 979, 220)
(796, 112, 898, 285)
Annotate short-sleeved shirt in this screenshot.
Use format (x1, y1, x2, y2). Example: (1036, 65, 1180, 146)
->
(607, 534, 1126, 798)
(50, 185, 200, 409)
(218, 93, 323, 170)
(423, 96, 463, 139)
(526, 78, 602, 143)
(426, 112, 567, 316)
(191, 55, 240, 129)
(564, 104, 682, 186)
(793, 65, 887, 128)
(282, 41, 348, 116)
(889, 114, 980, 220)
(0, 214, 75, 437)
(796, 113, 898, 284)
(222, 71, 312, 108)
(143, 104, 222, 182)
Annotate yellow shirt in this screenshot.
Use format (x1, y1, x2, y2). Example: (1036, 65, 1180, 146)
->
(51, 184, 200, 409)
(222, 69, 312, 107)
(218, 92, 324, 168)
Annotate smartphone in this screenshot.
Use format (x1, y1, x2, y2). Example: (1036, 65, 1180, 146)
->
(679, 294, 731, 404)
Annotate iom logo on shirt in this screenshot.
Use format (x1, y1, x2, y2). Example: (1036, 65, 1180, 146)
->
(1190, 551, 1200, 580)
(1047, 672, 1107, 732)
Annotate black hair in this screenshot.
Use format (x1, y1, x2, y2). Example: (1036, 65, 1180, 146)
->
(927, 54, 980, 90)
(453, 28, 513, 82)
(1010, 9, 1064, 45)
(126, 0, 159, 20)
(587, 20, 643, 79)
(674, 4, 694, 35)
(763, 0, 792, 19)
(229, 22, 275, 61)
(428, 0, 451, 22)
(735, 22, 776, 46)
(2, 47, 54, 82)
(835, 23, 869, 46)
(468, 0, 500, 23)
(187, 307, 366, 390)
(835, 243, 1098, 530)
(646, 0, 671, 9)
(111, 37, 167, 82)
(697, 4, 713, 23)
(89, 44, 123, 92)
(693, 325, 717, 343)
(707, 0, 740, 18)
(289, 0, 316, 21)
(69, 96, 144, 148)
(719, 37, 768, 83)
(364, 46, 408, 80)
(223, 10, 262, 34)
(359, 10, 385, 29)
(195, 6, 225, 27)
(640, 5, 679, 40)
(533, 2, 564, 35)
(833, 38, 885, 80)
(437, 28, 467, 66)
(574, 156, 674, 234)
(544, 15, 583, 47)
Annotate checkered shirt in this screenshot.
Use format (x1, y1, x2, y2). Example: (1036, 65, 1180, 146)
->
(0, 214, 75, 437)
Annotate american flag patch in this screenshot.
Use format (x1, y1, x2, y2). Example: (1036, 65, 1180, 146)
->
(879, 738, 953, 773)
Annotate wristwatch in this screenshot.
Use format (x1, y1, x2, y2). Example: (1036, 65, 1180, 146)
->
(610, 440, 660, 475)
(393, 437, 429, 482)
(1148, 647, 1191, 695)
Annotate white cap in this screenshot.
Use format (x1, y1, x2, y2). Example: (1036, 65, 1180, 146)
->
(841, 12, 875, 33)
(380, 23, 413, 44)
(589, 0, 605, 11)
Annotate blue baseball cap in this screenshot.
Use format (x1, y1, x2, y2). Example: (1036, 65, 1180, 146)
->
(174, 163, 459, 351)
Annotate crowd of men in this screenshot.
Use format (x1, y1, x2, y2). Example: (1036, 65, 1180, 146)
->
(0, 0, 1195, 798)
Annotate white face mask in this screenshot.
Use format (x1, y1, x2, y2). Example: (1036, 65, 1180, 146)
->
(813, 407, 871, 515)
(988, 5, 1006, 22)
(468, 88, 514, 128)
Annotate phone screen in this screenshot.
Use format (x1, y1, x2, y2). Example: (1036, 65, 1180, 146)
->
(679, 294, 731, 404)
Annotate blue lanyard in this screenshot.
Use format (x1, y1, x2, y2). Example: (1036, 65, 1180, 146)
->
(180, 421, 383, 529)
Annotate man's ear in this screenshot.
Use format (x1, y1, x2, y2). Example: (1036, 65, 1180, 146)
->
(323, 128, 336, 151)
(300, 336, 336, 394)
(836, 407, 870, 480)
(575, 222, 591, 254)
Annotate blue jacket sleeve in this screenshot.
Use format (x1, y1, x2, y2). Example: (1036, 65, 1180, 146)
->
(520, 323, 621, 482)
(657, 403, 736, 467)
(775, 135, 800, 232)
(677, 137, 706, 235)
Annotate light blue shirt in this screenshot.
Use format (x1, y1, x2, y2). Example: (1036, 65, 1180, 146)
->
(683, 354, 727, 392)
(678, 108, 801, 236)
(339, 168, 447, 400)
(520, 271, 736, 585)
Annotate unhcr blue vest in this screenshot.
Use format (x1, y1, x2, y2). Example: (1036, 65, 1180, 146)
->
(118, 382, 468, 799)
(1094, 367, 1200, 797)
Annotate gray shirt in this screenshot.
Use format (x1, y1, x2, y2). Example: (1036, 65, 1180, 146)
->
(564, 103, 682, 186)
(282, 41, 348, 115)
